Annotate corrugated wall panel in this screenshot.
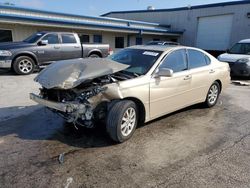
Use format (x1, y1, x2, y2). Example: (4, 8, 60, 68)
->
(106, 4, 250, 49)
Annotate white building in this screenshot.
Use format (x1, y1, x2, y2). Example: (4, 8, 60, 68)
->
(0, 5, 182, 51)
(102, 1, 250, 55)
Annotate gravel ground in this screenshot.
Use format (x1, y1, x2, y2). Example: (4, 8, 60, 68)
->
(0, 69, 250, 188)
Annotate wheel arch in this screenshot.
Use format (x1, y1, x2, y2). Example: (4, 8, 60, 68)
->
(123, 97, 146, 125)
(88, 49, 102, 57)
(12, 52, 38, 67)
(214, 79, 222, 93)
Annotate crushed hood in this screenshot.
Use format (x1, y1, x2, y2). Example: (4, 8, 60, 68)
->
(35, 58, 129, 89)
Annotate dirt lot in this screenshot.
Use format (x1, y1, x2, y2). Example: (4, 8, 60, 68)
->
(0, 69, 250, 188)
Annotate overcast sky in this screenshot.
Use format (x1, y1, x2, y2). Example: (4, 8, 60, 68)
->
(1, 0, 241, 16)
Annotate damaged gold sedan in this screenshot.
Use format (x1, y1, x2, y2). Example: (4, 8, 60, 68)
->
(30, 45, 230, 142)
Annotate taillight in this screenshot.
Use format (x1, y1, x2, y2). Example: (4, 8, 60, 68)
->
(108, 47, 113, 55)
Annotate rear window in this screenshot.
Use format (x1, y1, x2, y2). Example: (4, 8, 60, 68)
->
(62, 34, 77, 44)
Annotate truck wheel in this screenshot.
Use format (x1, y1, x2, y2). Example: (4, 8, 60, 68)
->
(89, 53, 100, 58)
(106, 100, 138, 143)
(205, 81, 221, 107)
(13, 56, 35, 75)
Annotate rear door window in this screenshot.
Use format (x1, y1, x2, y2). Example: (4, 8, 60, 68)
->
(187, 49, 208, 69)
(62, 34, 77, 44)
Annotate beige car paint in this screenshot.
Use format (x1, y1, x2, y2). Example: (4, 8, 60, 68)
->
(31, 45, 230, 124)
(102, 46, 230, 122)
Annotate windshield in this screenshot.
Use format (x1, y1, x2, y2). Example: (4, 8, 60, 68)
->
(23, 32, 45, 43)
(229, 43, 250, 55)
(110, 48, 162, 75)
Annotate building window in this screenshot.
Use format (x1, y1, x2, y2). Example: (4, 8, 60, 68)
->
(94, 35, 102, 43)
(0, 29, 13, 42)
(115, 37, 124, 48)
(79, 34, 89, 43)
(136, 37, 143, 45)
(153, 38, 160, 41)
(62, 34, 77, 44)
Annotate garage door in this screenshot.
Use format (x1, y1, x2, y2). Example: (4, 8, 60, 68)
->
(196, 14, 233, 51)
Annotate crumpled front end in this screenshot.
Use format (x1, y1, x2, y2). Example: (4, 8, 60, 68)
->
(30, 58, 133, 127)
(30, 85, 109, 128)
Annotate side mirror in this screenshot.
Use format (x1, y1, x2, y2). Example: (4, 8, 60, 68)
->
(38, 40, 48, 46)
(226, 49, 230, 53)
(155, 68, 173, 78)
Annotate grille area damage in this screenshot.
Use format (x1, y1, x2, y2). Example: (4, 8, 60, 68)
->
(31, 58, 136, 128)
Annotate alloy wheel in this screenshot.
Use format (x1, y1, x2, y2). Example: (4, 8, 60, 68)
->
(18, 59, 33, 74)
(121, 107, 136, 137)
(208, 84, 219, 105)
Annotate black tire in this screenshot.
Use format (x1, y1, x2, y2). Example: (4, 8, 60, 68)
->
(89, 53, 101, 58)
(205, 81, 221, 108)
(13, 56, 35, 75)
(106, 100, 138, 143)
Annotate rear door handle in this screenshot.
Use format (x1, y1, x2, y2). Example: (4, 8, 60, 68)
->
(54, 46, 60, 49)
(209, 69, 215, 74)
(184, 75, 192, 80)
(74, 46, 80, 48)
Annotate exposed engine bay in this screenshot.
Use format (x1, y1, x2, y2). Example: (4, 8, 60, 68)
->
(31, 58, 138, 128)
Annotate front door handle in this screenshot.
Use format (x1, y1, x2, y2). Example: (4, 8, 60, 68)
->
(74, 46, 80, 48)
(184, 75, 192, 80)
(54, 46, 60, 49)
(209, 69, 215, 74)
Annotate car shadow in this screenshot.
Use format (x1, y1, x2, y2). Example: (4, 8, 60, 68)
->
(0, 106, 115, 148)
(139, 103, 208, 129)
(0, 68, 41, 76)
(0, 69, 13, 75)
(231, 76, 250, 81)
(0, 101, 213, 149)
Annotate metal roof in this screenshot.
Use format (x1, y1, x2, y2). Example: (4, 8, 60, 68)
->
(0, 5, 183, 35)
(0, 5, 160, 26)
(102, 0, 250, 16)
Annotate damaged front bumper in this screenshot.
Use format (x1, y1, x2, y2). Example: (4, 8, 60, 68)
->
(30, 93, 95, 127)
(30, 93, 84, 113)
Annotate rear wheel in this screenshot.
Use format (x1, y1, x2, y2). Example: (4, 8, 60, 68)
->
(205, 82, 220, 107)
(106, 100, 138, 143)
(13, 56, 35, 75)
(89, 53, 101, 58)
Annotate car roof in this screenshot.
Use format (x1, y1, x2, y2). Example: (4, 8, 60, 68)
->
(239, 39, 250, 43)
(147, 41, 179, 44)
(128, 45, 187, 52)
(38, 31, 76, 35)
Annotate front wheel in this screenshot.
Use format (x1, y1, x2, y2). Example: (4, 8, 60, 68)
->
(106, 100, 138, 143)
(13, 56, 35, 75)
(205, 82, 221, 107)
